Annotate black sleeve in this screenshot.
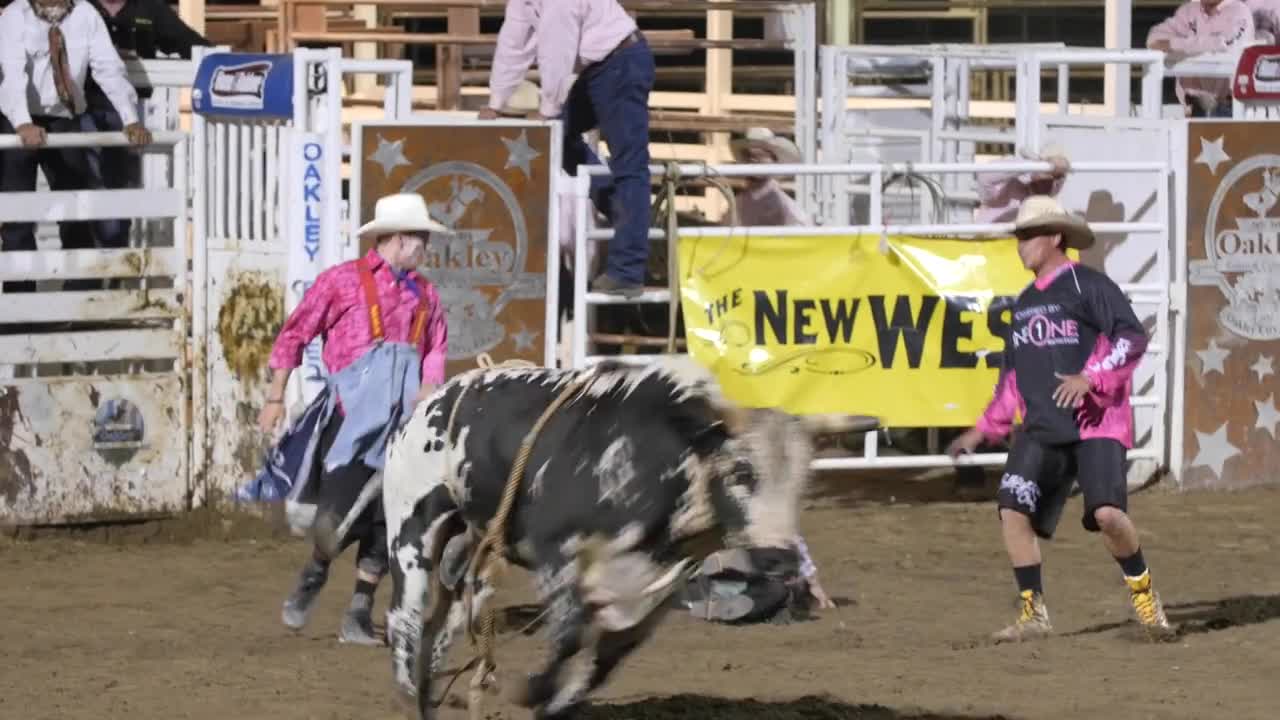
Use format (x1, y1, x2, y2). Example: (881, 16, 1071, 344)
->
(1083, 271, 1146, 343)
(148, 0, 211, 59)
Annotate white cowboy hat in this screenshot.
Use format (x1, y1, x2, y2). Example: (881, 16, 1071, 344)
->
(356, 193, 447, 239)
(730, 127, 802, 164)
(1013, 195, 1095, 250)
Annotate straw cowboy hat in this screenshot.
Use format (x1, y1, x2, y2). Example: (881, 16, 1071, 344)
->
(1013, 195, 1095, 250)
(730, 127, 802, 164)
(498, 80, 541, 116)
(356, 193, 448, 239)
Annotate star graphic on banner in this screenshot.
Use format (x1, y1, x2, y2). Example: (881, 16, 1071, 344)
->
(1194, 136, 1231, 176)
(1195, 338, 1231, 378)
(369, 135, 410, 178)
(1251, 354, 1275, 383)
(511, 323, 540, 352)
(1256, 394, 1280, 440)
(501, 129, 541, 179)
(1190, 422, 1242, 479)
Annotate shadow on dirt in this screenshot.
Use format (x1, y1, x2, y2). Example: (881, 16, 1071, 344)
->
(575, 694, 1018, 719)
(1064, 594, 1280, 639)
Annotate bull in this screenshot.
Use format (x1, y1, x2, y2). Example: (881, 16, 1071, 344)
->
(381, 357, 870, 719)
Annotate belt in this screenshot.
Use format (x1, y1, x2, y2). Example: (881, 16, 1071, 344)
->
(574, 30, 643, 74)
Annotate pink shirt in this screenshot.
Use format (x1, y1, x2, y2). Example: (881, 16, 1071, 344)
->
(726, 179, 811, 227)
(974, 168, 1066, 224)
(1147, 0, 1257, 108)
(268, 249, 449, 385)
(488, 0, 637, 118)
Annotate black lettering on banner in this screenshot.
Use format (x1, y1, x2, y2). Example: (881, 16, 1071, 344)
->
(985, 296, 1015, 368)
(940, 295, 979, 368)
(868, 295, 939, 369)
(819, 298, 859, 343)
(793, 299, 818, 344)
(755, 290, 787, 344)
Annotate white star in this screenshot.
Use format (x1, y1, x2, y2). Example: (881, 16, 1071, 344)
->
(1190, 422, 1242, 479)
(1195, 339, 1231, 378)
(1256, 394, 1280, 439)
(1194, 136, 1231, 176)
(1250, 354, 1275, 383)
(500, 129, 541, 179)
(369, 135, 410, 178)
(511, 323, 539, 352)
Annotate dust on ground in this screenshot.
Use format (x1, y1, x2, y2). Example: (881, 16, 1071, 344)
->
(2, 482, 1279, 720)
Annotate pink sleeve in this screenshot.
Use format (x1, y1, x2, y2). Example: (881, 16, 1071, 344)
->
(534, 0, 586, 117)
(975, 370, 1023, 443)
(488, 0, 538, 112)
(268, 270, 335, 371)
(1147, 4, 1196, 47)
(1082, 333, 1146, 405)
(976, 169, 1034, 210)
(418, 285, 449, 385)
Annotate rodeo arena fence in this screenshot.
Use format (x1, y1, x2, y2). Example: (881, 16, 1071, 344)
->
(3, 36, 1280, 525)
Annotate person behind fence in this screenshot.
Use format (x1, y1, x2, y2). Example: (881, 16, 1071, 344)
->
(974, 144, 1070, 224)
(1244, 0, 1280, 42)
(1146, 0, 1256, 118)
(480, 0, 656, 299)
(81, 0, 209, 249)
(254, 193, 449, 646)
(946, 195, 1172, 643)
(0, 0, 151, 292)
(722, 127, 811, 227)
(679, 535, 835, 624)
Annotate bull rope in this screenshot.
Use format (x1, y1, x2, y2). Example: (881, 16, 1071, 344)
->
(432, 356, 593, 720)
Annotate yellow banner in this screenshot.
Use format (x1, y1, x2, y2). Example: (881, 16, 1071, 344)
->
(677, 233, 1048, 427)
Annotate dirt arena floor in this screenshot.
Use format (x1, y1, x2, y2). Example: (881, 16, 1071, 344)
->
(4, 478, 1280, 720)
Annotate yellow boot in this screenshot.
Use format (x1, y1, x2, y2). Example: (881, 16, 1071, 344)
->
(991, 589, 1052, 643)
(1125, 571, 1173, 638)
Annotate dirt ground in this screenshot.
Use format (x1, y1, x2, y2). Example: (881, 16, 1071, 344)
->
(3, 480, 1280, 720)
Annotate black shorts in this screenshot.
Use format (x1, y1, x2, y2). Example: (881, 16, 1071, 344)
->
(995, 434, 1127, 539)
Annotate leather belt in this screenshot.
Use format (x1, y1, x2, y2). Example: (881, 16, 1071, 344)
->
(574, 30, 643, 74)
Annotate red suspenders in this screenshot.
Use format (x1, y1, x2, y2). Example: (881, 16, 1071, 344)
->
(356, 257, 430, 345)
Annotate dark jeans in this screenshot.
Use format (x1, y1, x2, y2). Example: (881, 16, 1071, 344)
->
(81, 107, 141, 249)
(309, 409, 388, 576)
(562, 35, 656, 285)
(0, 114, 102, 293)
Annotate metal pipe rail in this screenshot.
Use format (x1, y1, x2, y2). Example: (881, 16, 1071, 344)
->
(577, 160, 1170, 178)
(0, 130, 187, 150)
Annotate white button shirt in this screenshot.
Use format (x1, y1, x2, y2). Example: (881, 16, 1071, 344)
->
(0, 0, 140, 128)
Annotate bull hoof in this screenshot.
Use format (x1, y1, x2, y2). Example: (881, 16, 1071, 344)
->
(510, 673, 552, 709)
(338, 609, 384, 646)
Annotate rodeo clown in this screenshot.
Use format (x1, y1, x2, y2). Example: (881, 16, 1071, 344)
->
(255, 193, 449, 645)
(947, 196, 1172, 642)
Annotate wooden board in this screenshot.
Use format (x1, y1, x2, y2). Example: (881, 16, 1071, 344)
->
(1182, 121, 1280, 490)
(356, 122, 552, 377)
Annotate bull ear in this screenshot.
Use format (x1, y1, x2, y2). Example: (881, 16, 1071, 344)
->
(799, 413, 880, 436)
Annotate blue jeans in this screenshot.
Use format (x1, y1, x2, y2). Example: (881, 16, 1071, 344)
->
(81, 107, 140, 249)
(562, 36, 656, 285)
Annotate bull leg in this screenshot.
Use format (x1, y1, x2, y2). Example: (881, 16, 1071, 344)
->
(386, 485, 461, 716)
(516, 569, 588, 712)
(539, 604, 670, 719)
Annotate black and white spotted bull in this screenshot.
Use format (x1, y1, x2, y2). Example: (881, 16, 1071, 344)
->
(381, 357, 870, 719)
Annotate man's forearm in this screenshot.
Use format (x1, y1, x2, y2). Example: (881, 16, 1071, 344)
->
(266, 368, 292, 402)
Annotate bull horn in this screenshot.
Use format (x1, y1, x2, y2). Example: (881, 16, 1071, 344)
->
(800, 413, 881, 435)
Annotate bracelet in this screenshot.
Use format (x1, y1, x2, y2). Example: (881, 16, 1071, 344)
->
(265, 398, 284, 405)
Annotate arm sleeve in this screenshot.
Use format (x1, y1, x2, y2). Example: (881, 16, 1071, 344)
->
(794, 535, 817, 580)
(0, 10, 33, 127)
(149, 0, 211, 58)
(86, 11, 140, 125)
(1147, 4, 1195, 48)
(487, 0, 537, 112)
(268, 271, 336, 371)
(976, 168, 1035, 210)
(533, 0, 584, 117)
(1080, 275, 1148, 401)
(974, 332, 1023, 442)
(419, 287, 449, 385)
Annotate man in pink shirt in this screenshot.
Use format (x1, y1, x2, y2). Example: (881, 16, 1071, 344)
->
(974, 146, 1070, 224)
(257, 193, 449, 645)
(479, 0, 656, 298)
(1147, 0, 1257, 117)
(948, 197, 1171, 643)
(723, 127, 812, 227)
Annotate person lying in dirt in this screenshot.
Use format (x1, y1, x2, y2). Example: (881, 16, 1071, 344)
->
(679, 536, 834, 624)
